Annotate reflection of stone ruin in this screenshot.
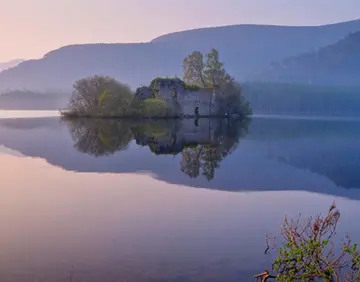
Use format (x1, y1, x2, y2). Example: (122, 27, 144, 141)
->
(136, 78, 217, 117)
(62, 117, 247, 180)
(133, 118, 244, 181)
(134, 119, 219, 155)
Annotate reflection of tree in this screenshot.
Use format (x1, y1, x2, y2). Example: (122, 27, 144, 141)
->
(181, 118, 250, 181)
(181, 146, 203, 178)
(181, 145, 221, 181)
(62, 118, 133, 157)
(62, 116, 250, 180)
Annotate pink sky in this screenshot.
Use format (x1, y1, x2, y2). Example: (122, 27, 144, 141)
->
(1, 0, 360, 61)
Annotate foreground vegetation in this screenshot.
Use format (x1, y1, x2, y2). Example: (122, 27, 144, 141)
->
(61, 49, 252, 118)
(255, 203, 360, 281)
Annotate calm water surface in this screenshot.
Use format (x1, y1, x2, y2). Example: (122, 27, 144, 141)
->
(0, 110, 59, 119)
(1, 111, 360, 281)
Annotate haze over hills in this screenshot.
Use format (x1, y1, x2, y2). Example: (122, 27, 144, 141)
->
(0, 59, 24, 73)
(255, 31, 360, 85)
(1, 19, 360, 92)
(0, 90, 69, 110)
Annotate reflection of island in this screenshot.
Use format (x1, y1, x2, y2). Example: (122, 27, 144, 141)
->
(133, 119, 248, 180)
(63, 117, 250, 180)
(180, 120, 248, 180)
(64, 119, 133, 157)
(1, 117, 360, 198)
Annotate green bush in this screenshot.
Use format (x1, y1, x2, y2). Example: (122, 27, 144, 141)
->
(64, 75, 134, 117)
(131, 98, 174, 118)
(185, 83, 201, 92)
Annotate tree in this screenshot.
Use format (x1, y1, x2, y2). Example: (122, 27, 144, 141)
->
(183, 51, 206, 86)
(183, 49, 251, 116)
(66, 75, 133, 116)
(203, 48, 233, 88)
(216, 81, 252, 116)
(255, 203, 360, 282)
(183, 49, 233, 88)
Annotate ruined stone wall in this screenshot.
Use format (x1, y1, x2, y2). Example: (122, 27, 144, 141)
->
(138, 118, 218, 155)
(135, 79, 218, 116)
(156, 80, 216, 116)
(180, 89, 214, 116)
(135, 86, 153, 100)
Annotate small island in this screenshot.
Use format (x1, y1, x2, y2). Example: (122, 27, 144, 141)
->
(60, 49, 252, 119)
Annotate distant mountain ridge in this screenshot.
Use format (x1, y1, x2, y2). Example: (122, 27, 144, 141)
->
(254, 31, 360, 85)
(0, 59, 24, 72)
(151, 19, 360, 43)
(1, 19, 360, 91)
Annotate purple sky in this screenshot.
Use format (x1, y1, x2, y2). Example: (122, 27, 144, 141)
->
(1, 0, 360, 61)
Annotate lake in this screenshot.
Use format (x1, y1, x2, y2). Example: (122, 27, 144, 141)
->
(1, 111, 360, 281)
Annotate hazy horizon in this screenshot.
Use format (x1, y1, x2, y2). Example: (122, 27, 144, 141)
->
(2, 0, 360, 62)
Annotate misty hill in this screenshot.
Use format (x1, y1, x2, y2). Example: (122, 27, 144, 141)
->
(0, 90, 70, 110)
(1, 19, 360, 91)
(242, 83, 360, 115)
(254, 31, 360, 85)
(0, 59, 24, 72)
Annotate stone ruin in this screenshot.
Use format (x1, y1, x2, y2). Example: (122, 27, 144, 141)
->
(135, 78, 218, 117)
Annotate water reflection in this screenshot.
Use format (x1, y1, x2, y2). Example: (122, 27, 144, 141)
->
(179, 119, 248, 181)
(63, 118, 250, 181)
(1, 115, 360, 281)
(65, 119, 133, 157)
(4, 153, 360, 282)
(1, 116, 360, 198)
